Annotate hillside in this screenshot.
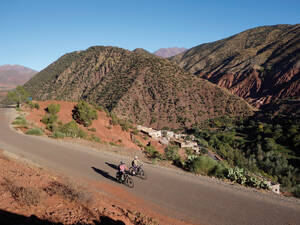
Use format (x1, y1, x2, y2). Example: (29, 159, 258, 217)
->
(153, 47, 186, 58)
(0, 65, 37, 87)
(171, 24, 300, 107)
(24, 46, 253, 129)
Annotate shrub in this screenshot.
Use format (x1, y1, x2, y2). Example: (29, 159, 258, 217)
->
(26, 128, 43, 136)
(144, 146, 162, 159)
(46, 103, 61, 115)
(41, 114, 58, 125)
(90, 134, 101, 143)
(59, 121, 80, 137)
(43, 181, 83, 202)
(292, 185, 300, 198)
(12, 116, 28, 127)
(34, 102, 40, 109)
(96, 105, 104, 111)
(2, 178, 40, 206)
(46, 123, 58, 132)
(27, 101, 35, 109)
(119, 119, 132, 131)
(189, 156, 225, 177)
(51, 131, 65, 139)
(72, 101, 98, 127)
(110, 113, 119, 126)
(131, 128, 139, 135)
(164, 145, 180, 161)
(78, 128, 87, 139)
(88, 127, 96, 132)
(27, 101, 40, 110)
(109, 142, 118, 146)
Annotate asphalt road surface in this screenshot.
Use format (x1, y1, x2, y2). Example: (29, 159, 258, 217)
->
(0, 108, 300, 225)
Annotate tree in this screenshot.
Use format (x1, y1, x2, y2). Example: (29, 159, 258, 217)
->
(72, 101, 98, 127)
(7, 86, 29, 107)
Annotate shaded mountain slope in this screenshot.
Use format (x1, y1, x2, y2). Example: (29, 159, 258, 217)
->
(171, 24, 300, 107)
(24, 46, 253, 129)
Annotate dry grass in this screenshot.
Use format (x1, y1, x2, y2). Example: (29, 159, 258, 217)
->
(43, 181, 86, 203)
(1, 178, 40, 206)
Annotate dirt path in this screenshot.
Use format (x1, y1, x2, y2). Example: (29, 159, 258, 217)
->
(1, 108, 300, 225)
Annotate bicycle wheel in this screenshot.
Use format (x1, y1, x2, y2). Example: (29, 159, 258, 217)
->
(138, 169, 147, 180)
(125, 176, 134, 188)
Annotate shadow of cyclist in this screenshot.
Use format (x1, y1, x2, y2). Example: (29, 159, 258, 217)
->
(91, 167, 118, 182)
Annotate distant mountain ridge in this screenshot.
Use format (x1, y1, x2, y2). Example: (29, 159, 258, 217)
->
(171, 24, 300, 107)
(24, 46, 253, 129)
(153, 47, 186, 58)
(0, 64, 37, 87)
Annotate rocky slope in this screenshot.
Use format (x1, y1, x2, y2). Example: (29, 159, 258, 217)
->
(153, 47, 186, 58)
(24, 46, 253, 129)
(0, 65, 37, 87)
(171, 24, 300, 107)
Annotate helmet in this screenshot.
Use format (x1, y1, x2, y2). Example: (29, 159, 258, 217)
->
(134, 156, 138, 159)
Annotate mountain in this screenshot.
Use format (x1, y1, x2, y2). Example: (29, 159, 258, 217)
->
(171, 24, 300, 107)
(0, 64, 37, 87)
(132, 48, 153, 56)
(153, 47, 186, 58)
(24, 46, 253, 129)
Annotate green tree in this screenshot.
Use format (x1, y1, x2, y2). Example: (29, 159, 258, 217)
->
(46, 104, 61, 115)
(7, 86, 29, 107)
(72, 101, 98, 127)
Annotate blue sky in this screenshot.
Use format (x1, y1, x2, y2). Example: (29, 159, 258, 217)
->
(0, 0, 299, 71)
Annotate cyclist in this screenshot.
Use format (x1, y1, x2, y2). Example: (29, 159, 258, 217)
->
(131, 155, 142, 175)
(118, 161, 128, 181)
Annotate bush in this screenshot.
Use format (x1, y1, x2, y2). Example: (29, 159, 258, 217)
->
(164, 145, 180, 161)
(131, 128, 139, 135)
(72, 101, 98, 127)
(119, 119, 132, 131)
(90, 134, 101, 143)
(189, 156, 225, 177)
(59, 121, 80, 137)
(51, 131, 65, 139)
(144, 146, 162, 159)
(34, 103, 40, 109)
(110, 113, 119, 126)
(41, 114, 58, 125)
(43, 181, 82, 202)
(88, 127, 96, 132)
(46, 123, 58, 132)
(292, 185, 300, 198)
(12, 116, 28, 127)
(46, 104, 61, 115)
(96, 105, 104, 111)
(2, 178, 40, 206)
(26, 128, 43, 136)
(78, 128, 87, 139)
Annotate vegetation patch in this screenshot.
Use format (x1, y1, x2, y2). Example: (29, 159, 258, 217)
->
(12, 116, 28, 127)
(72, 101, 98, 127)
(25, 128, 43, 136)
(1, 178, 40, 206)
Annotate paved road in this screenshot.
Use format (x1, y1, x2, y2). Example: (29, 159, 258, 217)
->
(0, 108, 300, 225)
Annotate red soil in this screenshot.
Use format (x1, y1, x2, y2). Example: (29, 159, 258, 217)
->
(26, 101, 140, 150)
